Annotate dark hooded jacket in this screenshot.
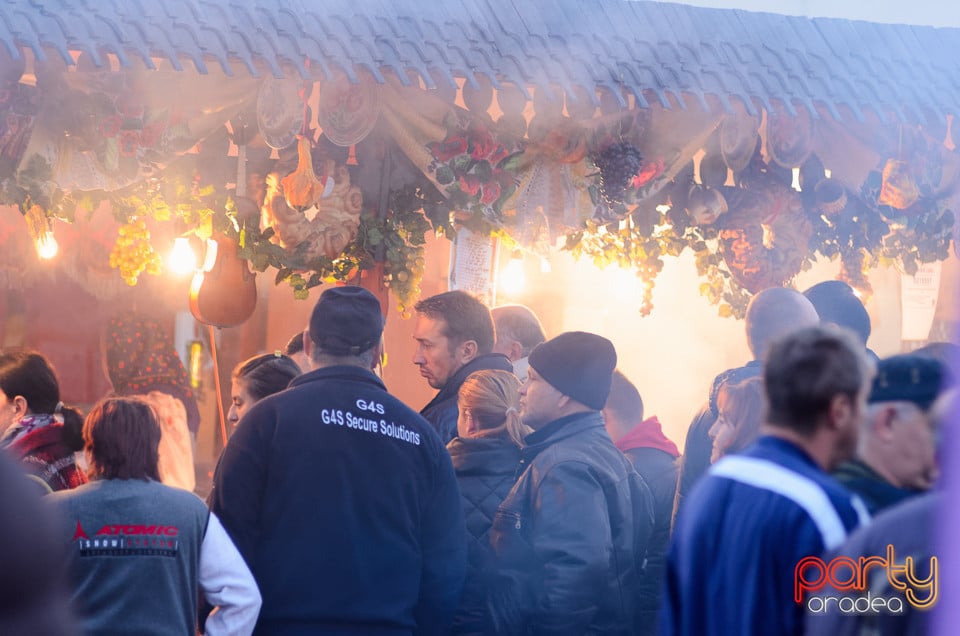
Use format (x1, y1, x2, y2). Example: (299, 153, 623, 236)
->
(615, 417, 680, 636)
(447, 435, 522, 636)
(489, 411, 656, 635)
(420, 354, 513, 444)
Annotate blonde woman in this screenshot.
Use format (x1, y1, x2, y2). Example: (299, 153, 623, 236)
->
(447, 369, 529, 635)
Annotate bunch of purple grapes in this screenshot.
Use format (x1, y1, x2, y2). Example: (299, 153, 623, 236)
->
(594, 142, 643, 205)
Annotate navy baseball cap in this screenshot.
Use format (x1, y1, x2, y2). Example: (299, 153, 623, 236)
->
(869, 354, 949, 411)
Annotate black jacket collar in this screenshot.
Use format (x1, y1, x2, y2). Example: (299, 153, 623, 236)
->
(421, 353, 513, 411)
(522, 411, 605, 458)
(289, 364, 386, 391)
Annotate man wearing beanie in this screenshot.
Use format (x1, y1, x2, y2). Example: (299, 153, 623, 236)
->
(832, 353, 951, 514)
(489, 331, 655, 635)
(803, 280, 879, 363)
(210, 286, 466, 634)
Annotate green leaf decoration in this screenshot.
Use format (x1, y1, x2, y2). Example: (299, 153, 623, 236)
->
(435, 165, 455, 185)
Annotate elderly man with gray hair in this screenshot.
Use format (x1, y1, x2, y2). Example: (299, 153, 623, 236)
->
(491, 304, 546, 382)
(833, 353, 952, 514)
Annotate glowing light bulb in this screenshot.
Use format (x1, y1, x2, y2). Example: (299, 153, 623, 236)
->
(168, 237, 198, 275)
(540, 257, 552, 274)
(36, 231, 58, 260)
(791, 167, 802, 192)
(500, 251, 525, 296)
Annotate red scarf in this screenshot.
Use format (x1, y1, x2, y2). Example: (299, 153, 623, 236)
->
(7, 424, 88, 492)
(614, 416, 680, 457)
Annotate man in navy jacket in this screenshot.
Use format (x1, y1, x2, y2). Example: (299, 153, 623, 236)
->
(210, 286, 467, 635)
(661, 326, 874, 636)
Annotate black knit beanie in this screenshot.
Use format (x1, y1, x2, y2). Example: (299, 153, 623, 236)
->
(527, 331, 617, 410)
(803, 280, 871, 345)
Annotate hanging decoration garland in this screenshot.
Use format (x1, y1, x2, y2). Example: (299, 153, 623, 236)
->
(2, 94, 956, 321)
(2, 160, 430, 314)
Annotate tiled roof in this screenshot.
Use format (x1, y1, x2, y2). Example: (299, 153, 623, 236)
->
(5, 0, 960, 123)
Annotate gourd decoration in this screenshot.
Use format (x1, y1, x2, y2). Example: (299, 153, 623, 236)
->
(281, 136, 326, 211)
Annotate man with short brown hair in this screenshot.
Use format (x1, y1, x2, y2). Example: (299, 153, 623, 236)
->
(661, 325, 874, 636)
(413, 290, 512, 443)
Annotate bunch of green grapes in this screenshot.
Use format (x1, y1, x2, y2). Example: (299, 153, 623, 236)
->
(635, 259, 661, 317)
(109, 218, 162, 285)
(386, 245, 426, 318)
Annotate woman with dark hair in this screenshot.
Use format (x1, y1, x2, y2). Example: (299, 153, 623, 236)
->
(228, 353, 301, 428)
(0, 350, 86, 493)
(103, 312, 199, 491)
(50, 396, 261, 635)
(447, 369, 529, 635)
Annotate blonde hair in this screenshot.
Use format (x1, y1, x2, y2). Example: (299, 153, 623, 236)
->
(458, 370, 530, 446)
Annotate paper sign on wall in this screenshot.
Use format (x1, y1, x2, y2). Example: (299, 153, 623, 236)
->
(449, 227, 498, 306)
(901, 261, 942, 341)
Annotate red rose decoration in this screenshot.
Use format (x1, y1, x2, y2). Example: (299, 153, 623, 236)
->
(429, 137, 468, 162)
(469, 127, 496, 161)
(119, 129, 141, 157)
(488, 144, 510, 165)
(101, 115, 122, 138)
(480, 181, 501, 205)
(459, 174, 481, 197)
(631, 159, 665, 189)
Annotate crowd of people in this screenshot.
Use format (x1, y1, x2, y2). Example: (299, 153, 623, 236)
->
(0, 279, 955, 635)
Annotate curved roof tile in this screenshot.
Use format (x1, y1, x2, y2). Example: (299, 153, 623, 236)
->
(3, 0, 959, 122)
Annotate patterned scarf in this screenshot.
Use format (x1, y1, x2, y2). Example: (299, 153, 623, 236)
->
(104, 311, 201, 433)
(6, 420, 87, 492)
(0, 413, 57, 448)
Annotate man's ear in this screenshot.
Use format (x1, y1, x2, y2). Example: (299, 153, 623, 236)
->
(508, 340, 525, 363)
(827, 393, 854, 432)
(871, 405, 897, 440)
(369, 341, 384, 371)
(458, 339, 479, 364)
(11, 395, 28, 419)
(302, 328, 314, 365)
